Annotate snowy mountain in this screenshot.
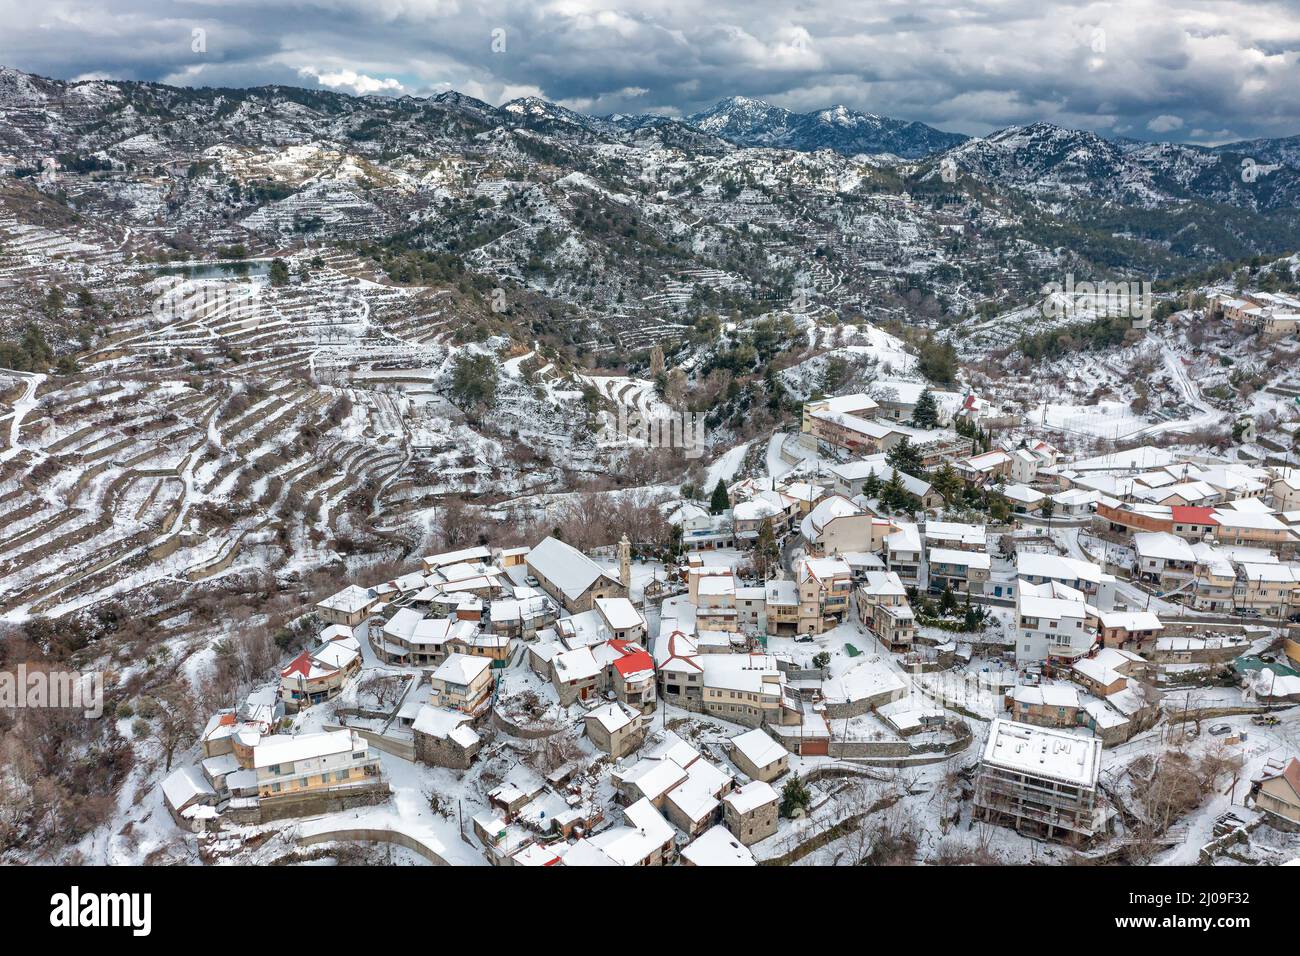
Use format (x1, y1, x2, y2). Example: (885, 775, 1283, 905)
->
(682, 95, 968, 158)
(933, 121, 1300, 211)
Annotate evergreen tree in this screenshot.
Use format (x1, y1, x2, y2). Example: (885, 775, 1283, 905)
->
(912, 388, 939, 428)
(755, 518, 779, 577)
(269, 259, 290, 287)
(930, 462, 961, 504)
(939, 581, 956, 615)
(861, 471, 882, 499)
(1041, 494, 1056, 527)
(709, 479, 731, 515)
(885, 436, 923, 474)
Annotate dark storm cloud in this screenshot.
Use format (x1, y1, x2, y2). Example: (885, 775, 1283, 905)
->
(3, 0, 1300, 143)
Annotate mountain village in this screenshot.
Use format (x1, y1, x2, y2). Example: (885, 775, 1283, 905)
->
(157, 354, 1300, 866)
(1, 66, 1299, 872)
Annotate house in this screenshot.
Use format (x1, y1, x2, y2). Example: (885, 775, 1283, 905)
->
(829, 457, 942, 510)
(681, 824, 757, 866)
(1003, 483, 1045, 514)
(972, 719, 1107, 841)
(585, 702, 645, 757)
(924, 520, 987, 552)
(800, 494, 877, 555)
(429, 653, 495, 715)
(1133, 531, 1197, 586)
(526, 535, 627, 613)
(564, 798, 675, 866)
(855, 570, 915, 651)
(1015, 579, 1094, 666)
(955, 450, 1012, 485)
(1009, 448, 1039, 484)
(722, 780, 779, 845)
(1270, 468, 1300, 512)
(594, 597, 647, 644)
(664, 758, 734, 838)
(1070, 647, 1149, 698)
(1008, 683, 1082, 728)
(654, 626, 705, 705)
(1250, 758, 1300, 830)
(252, 730, 384, 802)
(732, 495, 790, 543)
(160, 766, 218, 832)
(764, 579, 801, 636)
(1207, 291, 1300, 338)
(1209, 508, 1298, 556)
(316, 584, 378, 628)
(1169, 505, 1219, 540)
(795, 556, 854, 633)
(801, 394, 891, 454)
(695, 573, 739, 632)
(700, 652, 788, 728)
(885, 522, 922, 586)
(729, 727, 790, 782)
(1051, 488, 1101, 517)
(412, 705, 481, 769)
(927, 547, 991, 595)
(278, 629, 362, 710)
(1098, 611, 1164, 650)
(1016, 551, 1116, 611)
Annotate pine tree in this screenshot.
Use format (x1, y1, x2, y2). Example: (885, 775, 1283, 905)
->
(886, 436, 922, 474)
(912, 388, 939, 428)
(861, 472, 882, 499)
(709, 479, 730, 515)
(940, 582, 956, 615)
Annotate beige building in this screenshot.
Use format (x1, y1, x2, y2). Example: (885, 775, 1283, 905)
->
(585, 702, 645, 757)
(525, 535, 627, 613)
(429, 653, 494, 715)
(253, 730, 383, 801)
(1251, 758, 1300, 830)
(729, 728, 789, 783)
(315, 585, 378, 628)
(722, 780, 779, 845)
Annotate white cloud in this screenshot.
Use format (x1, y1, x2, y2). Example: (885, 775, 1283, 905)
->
(300, 67, 406, 95)
(2, 0, 1300, 142)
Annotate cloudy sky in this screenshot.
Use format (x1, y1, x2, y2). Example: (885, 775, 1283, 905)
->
(3, 0, 1300, 144)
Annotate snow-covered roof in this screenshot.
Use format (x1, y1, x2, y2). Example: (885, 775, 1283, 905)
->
(595, 597, 643, 630)
(587, 701, 639, 734)
(161, 765, 215, 811)
(432, 652, 492, 686)
(252, 730, 358, 770)
(981, 719, 1101, 788)
(681, 825, 756, 866)
(928, 547, 991, 570)
(526, 535, 620, 601)
(316, 584, 375, 615)
(1133, 531, 1196, 562)
(730, 728, 787, 769)
(722, 779, 778, 815)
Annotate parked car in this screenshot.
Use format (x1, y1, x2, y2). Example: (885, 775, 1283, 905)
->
(1251, 714, 1280, 726)
(1209, 723, 1233, 736)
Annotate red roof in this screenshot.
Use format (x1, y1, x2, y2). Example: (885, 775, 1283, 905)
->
(609, 639, 655, 677)
(280, 650, 313, 678)
(1171, 506, 1216, 525)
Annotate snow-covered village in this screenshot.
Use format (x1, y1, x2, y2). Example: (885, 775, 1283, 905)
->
(2, 8, 1300, 931)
